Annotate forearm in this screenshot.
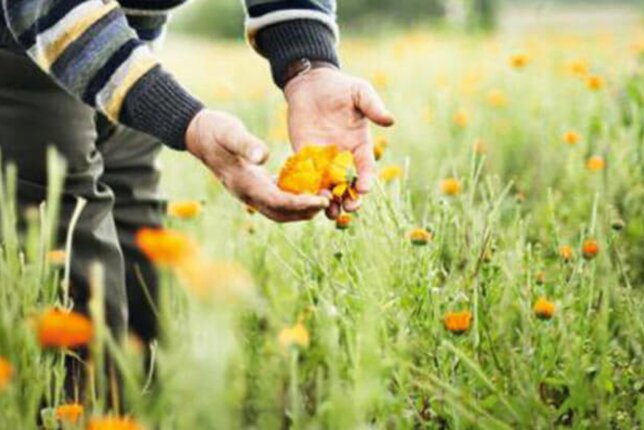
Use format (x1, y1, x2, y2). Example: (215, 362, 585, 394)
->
(1, 0, 201, 149)
(243, 0, 340, 88)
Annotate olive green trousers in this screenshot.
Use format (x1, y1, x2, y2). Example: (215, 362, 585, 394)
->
(0, 48, 164, 342)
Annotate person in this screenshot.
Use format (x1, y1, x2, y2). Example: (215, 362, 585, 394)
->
(0, 0, 394, 346)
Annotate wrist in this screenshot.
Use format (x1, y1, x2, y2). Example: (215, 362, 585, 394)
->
(283, 58, 339, 89)
(185, 109, 207, 158)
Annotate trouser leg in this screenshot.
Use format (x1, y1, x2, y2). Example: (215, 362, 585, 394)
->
(96, 114, 165, 344)
(0, 49, 128, 335)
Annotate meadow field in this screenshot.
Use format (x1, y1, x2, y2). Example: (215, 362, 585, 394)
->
(1, 6, 643, 429)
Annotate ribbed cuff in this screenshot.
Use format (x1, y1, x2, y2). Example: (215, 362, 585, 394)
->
(120, 66, 203, 150)
(255, 19, 339, 88)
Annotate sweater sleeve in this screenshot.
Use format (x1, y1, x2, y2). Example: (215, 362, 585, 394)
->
(1, 0, 203, 150)
(243, 0, 340, 88)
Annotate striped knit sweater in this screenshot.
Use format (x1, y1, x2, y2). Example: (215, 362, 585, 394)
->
(0, 0, 339, 150)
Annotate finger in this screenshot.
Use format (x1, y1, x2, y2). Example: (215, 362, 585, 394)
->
(353, 142, 377, 194)
(355, 82, 395, 127)
(221, 123, 270, 165)
(325, 201, 341, 220)
(343, 196, 362, 212)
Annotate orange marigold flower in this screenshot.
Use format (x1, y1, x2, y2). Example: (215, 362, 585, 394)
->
(509, 53, 529, 69)
(534, 297, 555, 320)
(444, 311, 472, 334)
(37, 309, 93, 349)
(47, 249, 67, 266)
(486, 88, 508, 108)
(335, 213, 352, 230)
(586, 74, 604, 91)
(278, 323, 310, 349)
(379, 165, 402, 183)
(167, 200, 202, 219)
(277, 145, 338, 195)
(87, 417, 145, 430)
(408, 228, 432, 246)
(0, 356, 13, 390)
(56, 403, 84, 423)
(562, 130, 581, 146)
(135, 228, 197, 267)
(440, 178, 462, 196)
(586, 155, 605, 171)
(452, 110, 468, 128)
(559, 245, 573, 262)
(581, 239, 600, 260)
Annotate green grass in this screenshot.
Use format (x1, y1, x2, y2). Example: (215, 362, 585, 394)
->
(1, 11, 643, 429)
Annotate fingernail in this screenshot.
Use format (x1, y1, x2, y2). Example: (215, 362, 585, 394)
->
(248, 147, 265, 164)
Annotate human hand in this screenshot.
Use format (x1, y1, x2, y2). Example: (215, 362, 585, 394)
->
(186, 110, 329, 222)
(284, 67, 395, 218)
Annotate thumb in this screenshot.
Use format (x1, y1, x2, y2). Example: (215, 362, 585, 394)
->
(355, 82, 395, 127)
(222, 121, 270, 165)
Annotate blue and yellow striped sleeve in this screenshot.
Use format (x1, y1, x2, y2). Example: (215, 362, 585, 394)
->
(1, 0, 203, 150)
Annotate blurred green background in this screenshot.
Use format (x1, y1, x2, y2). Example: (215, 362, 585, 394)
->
(171, 0, 643, 39)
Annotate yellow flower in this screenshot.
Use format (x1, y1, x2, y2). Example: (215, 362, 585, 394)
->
(562, 130, 581, 146)
(559, 245, 573, 262)
(534, 297, 555, 320)
(586, 155, 605, 171)
(486, 88, 508, 108)
(278, 323, 310, 349)
(324, 150, 357, 189)
(452, 110, 468, 128)
(56, 403, 84, 423)
(87, 417, 145, 430)
(586, 75, 604, 91)
(167, 200, 202, 219)
(440, 178, 462, 196)
(47, 249, 66, 266)
(335, 213, 352, 230)
(136, 228, 198, 267)
(567, 58, 589, 77)
(444, 311, 472, 334)
(408, 228, 432, 246)
(0, 356, 13, 390)
(373, 136, 389, 161)
(509, 53, 530, 69)
(278, 145, 338, 195)
(379, 165, 402, 183)
(371, 71, 389, 90)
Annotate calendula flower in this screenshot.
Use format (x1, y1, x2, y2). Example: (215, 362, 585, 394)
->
(278, 145, 338, 195)
(562, 130, 581, 146)
(534, 297, 555, 320)
(278, 323, 310, 349)
(586, 155, 605, 171)
(0, 356, 13, 390)
(509, 53, 529, 69)
(581, 239, 599, 260)
(452, 110, 468, 128)
(444, 311, 472, 334)
(335, 213, 352, 230)
(408, 228, 432, 246)
(379, 165, 402, 183)
(56, 403, 84, 423)
(87, 417, 145, 430)
(486, 88, 508, 108)
(473, 139, 487, 155)
(567, 58, 589, 77)
(47, 249, 66, 266)
(37, 309, 93, 349)
(559, 245, 573, 262)
(167, 200, 202, 219)
(440, 178, 462, 196)
(373, 136, 388, 161)
(586, 75, 604, 91)
(136, 228, 197, 267)
(324, 150, 359, 200)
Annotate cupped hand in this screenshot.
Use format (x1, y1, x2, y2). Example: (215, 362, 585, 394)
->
(284, 67, 395, 218)
(186, 109, 329, 222)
